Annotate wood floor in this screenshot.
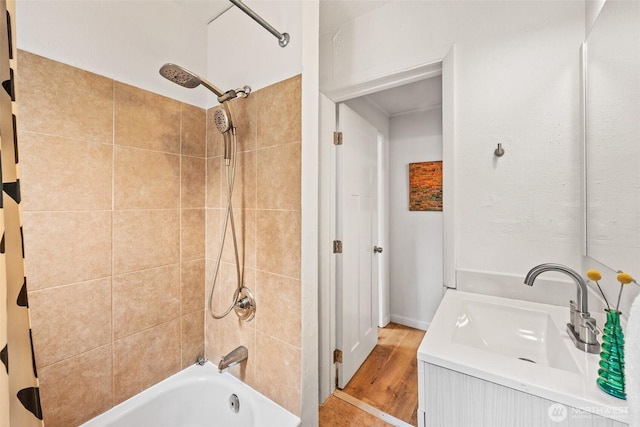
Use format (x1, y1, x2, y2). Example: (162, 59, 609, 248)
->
(319, 323, 426, 426)
(319, 395, 393, 427)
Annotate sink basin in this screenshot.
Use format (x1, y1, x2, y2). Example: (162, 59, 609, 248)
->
(417, 290, 628, 425)
(452, 300, 581, 373)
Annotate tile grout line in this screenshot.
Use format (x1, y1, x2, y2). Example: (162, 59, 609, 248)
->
(204, 106, 211, 361)
(111, 78, 116, 409)
(333, 390, 413, 427)
(179, 103, 184, 368)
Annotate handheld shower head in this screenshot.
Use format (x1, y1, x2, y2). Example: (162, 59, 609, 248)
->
(159, 62, 249, 161)
(214, 108, 231, 133)
(215, 107, 233, 162)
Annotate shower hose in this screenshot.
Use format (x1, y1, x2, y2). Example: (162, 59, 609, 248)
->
(207, 102, 244, 319)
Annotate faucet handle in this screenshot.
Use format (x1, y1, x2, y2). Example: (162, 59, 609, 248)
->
(569, 300, 579, 329)
(585, 318, 601, 335)
(573, 312, 601, 352)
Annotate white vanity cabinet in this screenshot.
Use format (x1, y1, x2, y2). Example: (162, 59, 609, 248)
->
(417, 291, 629, 427)
(418, 361, 628, 427)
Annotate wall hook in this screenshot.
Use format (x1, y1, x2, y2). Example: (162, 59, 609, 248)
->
(494, 143, 505, 157)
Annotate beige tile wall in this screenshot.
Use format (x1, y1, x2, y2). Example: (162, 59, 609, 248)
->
(18, 49, 303, 424)
(204, 75, 302, 416)
(17, 50, 206, 427)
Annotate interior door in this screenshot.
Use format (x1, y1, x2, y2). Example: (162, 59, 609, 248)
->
(336, 103, 379, 389)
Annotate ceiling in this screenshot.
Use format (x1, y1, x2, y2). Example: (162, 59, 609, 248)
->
(363, 76, 443, 118)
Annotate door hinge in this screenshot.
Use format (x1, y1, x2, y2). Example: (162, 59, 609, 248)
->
(333, 240, 343, 254)
(333, 131, 343, 145)
(333, 349, 343, 364)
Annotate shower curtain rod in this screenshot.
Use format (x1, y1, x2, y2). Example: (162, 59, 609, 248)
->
(229, 0, 290, 47)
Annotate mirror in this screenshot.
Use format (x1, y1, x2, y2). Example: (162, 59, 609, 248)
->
(585, 0, 640, 278)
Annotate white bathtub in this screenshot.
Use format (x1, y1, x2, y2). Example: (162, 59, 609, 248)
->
(80, 361, 301, 427)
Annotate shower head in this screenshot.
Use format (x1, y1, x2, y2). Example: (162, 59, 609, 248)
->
(214, 108, 231, 133)
(159, 63, 200, 88)
(159, 63, 225, 98)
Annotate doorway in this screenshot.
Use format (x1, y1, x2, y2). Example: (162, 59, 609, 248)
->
(318, 46, 457, 417)
(346, 76, 445, 332)
(329, 77, 443, 426)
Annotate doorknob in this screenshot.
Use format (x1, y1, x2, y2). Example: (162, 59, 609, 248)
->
(374, 246, 383, 254)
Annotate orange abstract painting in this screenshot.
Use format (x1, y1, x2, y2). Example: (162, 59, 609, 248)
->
(409, 161, 442, 211)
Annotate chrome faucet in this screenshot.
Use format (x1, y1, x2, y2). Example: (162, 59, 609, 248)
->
(524, 263, 600, 353)
(218, 346, 248, 372)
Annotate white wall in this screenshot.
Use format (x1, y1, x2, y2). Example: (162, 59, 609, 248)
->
(344, 97, 390, 138)
(300, 3, 319, 425)
(16, 0, 209, 106)
(389, 109, 443, 330)
(321, 1, 588, 306)
(206, 2, 302, 107)
(586, 0, 608, 35)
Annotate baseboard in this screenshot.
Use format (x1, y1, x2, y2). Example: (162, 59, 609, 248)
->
(389, 314, 429, 331)
(379, 314, 391, 328)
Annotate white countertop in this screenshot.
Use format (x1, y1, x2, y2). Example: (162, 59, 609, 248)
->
(418, 290, 629, 424)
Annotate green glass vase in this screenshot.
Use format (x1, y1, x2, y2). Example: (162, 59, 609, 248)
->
(597, 309, 626, 400)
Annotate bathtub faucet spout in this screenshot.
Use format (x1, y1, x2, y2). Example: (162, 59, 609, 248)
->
(218, 346, 248, 372)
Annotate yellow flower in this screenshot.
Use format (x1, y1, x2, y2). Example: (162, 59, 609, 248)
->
(617, 272, 634, 285)
(587, 269, 602, 281)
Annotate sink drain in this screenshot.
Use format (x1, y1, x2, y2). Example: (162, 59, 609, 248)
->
(518, 357, 536, 363)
